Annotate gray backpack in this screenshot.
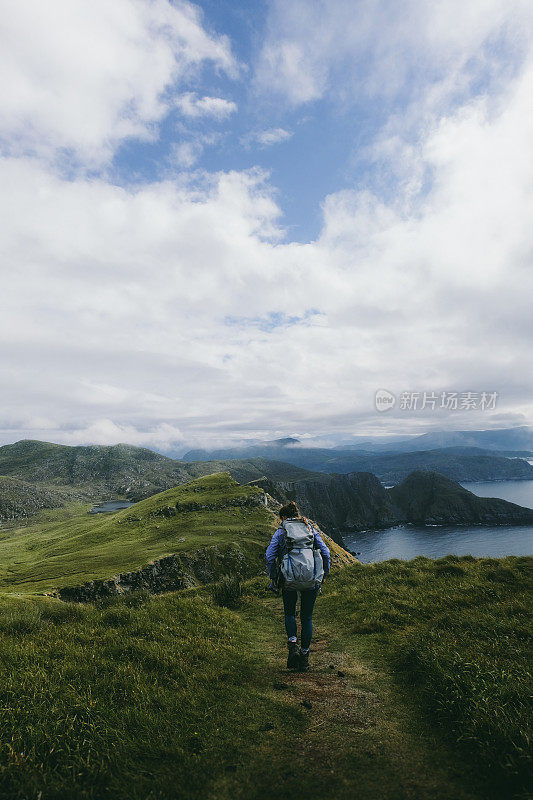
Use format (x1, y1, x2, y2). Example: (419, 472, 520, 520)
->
(279, 518, 324, 590)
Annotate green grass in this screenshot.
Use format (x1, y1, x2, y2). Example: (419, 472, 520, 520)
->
(0, 473, 274, 593)
(0, 589, 305, 800)
(318, 555, 533, 798)
(0, 556, 530, 799)
(237, 580, 486, 800)
(0, 568, 504, 800)
(0, 474, 530, 799)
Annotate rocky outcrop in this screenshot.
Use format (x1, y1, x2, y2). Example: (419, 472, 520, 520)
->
(247, 473, 400, 541)
(55, 543, 258, 602)
(0, 476, 65, 522)
(388, 471, 533, 525)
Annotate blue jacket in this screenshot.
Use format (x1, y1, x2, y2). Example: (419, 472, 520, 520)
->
(265, 521, 331, 581)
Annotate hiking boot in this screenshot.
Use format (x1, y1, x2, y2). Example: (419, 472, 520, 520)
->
(286, 642, 300, 670)
(298, 650, 310, 672)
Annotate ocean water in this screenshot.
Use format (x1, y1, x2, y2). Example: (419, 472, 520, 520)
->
(460, 480, 533, 508)
(342, 480, 533, 563)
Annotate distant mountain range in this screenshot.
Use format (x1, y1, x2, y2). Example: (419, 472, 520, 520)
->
(0, 440, 318, 518)
(357, 425, 533, 454)
(183, 426, 533, 457)
(182, 441, 533, 483)
(2, 437, 532, 504)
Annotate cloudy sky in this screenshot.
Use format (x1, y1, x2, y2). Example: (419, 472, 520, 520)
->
(1, 0, 533, 452)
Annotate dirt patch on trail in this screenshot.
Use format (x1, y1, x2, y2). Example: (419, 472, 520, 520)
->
(279, 636, 381, 735)
(213, 592, 486, 800)
(260, 623, 484, 800)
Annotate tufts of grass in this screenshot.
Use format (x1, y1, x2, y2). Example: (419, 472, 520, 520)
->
(211, 574, 243, 608)
(433, 562, 465, 577)
(0, 590, 298, 800)
(0, 604, 43, 634)
(319, 555, 533, 798)
(95, 590, 152, 610)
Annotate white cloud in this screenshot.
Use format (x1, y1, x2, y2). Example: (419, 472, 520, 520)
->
(244, 127, 293, 147)
(57, 420, 186, 450)
(255, 0, 533, 107)
(1, 45, 533, 446)
(0, 0, 237, 165)
(176, 92, 237, 119)
(171, 141, 203, 168)
(0, 1, 532, 448)
(169, 132, 222, 168)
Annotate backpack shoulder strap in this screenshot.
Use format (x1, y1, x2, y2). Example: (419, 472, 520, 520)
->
(278, 523, 288, 555)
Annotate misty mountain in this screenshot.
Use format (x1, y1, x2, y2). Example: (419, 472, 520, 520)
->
(182, 441, 533, 483)
(337, 426, 533, 454)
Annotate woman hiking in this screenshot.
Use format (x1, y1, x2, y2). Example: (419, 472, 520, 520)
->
(266, 502, 331, 672)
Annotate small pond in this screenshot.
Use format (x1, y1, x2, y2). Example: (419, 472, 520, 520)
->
(88, 500, 135, 515)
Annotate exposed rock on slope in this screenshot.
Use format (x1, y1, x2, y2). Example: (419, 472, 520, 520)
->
(57, 523, 356, 603)
(247, 473, 400, 540)
(0, 476, 65, 521)
(388, 471, 533, 525)
(56, 545, 252, 602)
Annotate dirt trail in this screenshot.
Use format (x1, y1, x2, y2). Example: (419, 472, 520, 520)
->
(234, 594, 486, 800)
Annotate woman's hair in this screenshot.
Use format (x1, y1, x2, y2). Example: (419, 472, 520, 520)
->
(279, 502, 314, 530)
(279, 501, 300, 519)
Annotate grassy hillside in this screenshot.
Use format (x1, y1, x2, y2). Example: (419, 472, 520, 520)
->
(0, 440, 189, 493)
(0, 468, 530, 798)
(0, 440, 320, 512)
(319, 556, 532, 799)
(0, 591, 283, 800)
(0, 473, 275, 594)
(0, 472, 353, 597)
(0, 556, 530, 799)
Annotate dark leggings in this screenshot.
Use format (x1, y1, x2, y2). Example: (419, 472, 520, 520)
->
(282, 586, 319, 650)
